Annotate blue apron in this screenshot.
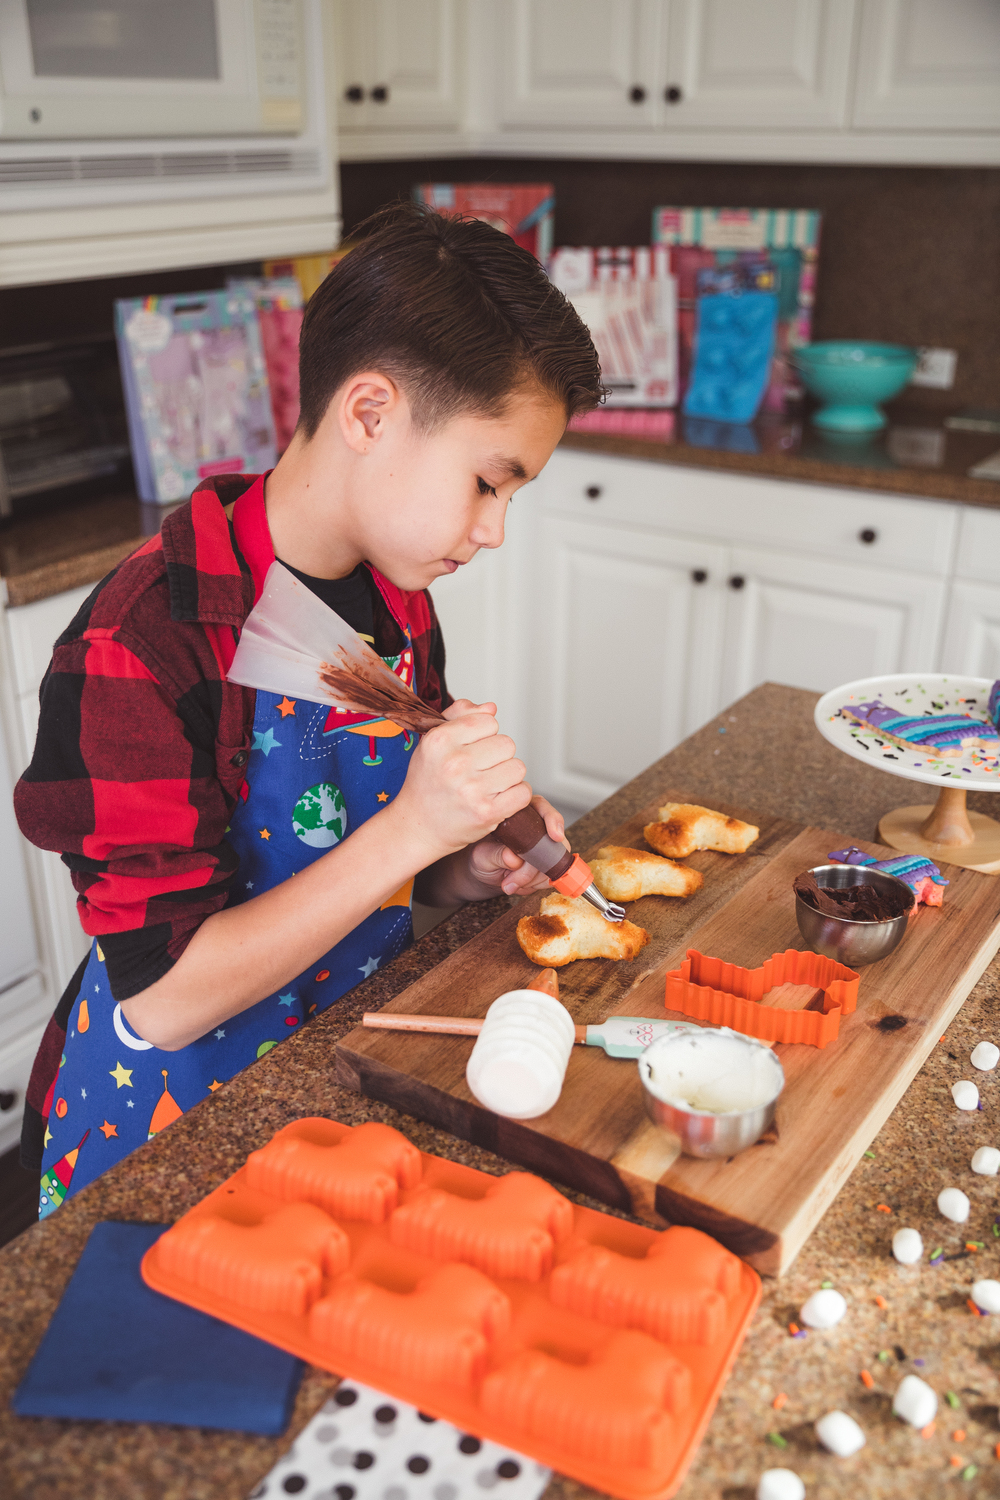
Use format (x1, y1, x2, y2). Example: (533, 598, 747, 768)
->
(39, 665, 417, 1215)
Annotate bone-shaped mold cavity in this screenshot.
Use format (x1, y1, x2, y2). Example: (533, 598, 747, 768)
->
(309, 1263, 511, 1390)
(155, 1201, 350, 1316)
(388, 1172, 574, 1280)
(480, 1330, 690, 1467)
(549, 1225, 741, 1344)
(244, 1120, 422, 1222)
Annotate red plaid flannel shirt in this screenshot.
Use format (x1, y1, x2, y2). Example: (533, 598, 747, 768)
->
(15, 473, 450, 1166)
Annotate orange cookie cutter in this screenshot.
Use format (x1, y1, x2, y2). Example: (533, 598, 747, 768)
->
(664, 947, 860, 1049)
(141, 1117, 761, 1500)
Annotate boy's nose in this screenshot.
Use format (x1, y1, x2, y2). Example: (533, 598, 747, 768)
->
(470, 504, 506, 550)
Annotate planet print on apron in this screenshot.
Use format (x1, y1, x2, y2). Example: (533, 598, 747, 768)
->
(38, 642, 420, 1216)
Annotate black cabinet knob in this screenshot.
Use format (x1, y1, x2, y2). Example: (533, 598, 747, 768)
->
(665, 85, 683, 104)
(629, 85, 646, 103)
(370, 85, 390, 103)
(585, 485, 602, 500)
(344, 85, 364, 103)
(859, 527, 878, 544)
(728, 575, 746, 590)
(0, 1090, 15, 1112)
(691, 568, 708, 584)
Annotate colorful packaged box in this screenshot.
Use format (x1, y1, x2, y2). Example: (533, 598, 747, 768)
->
(263, 249, 350, 301)
(115, 291, 277, 504)
(228, 277, 304, 454)
(548, 246, 678, 408)
(651, 207, 822, 412)
(413, 183, 555, 265)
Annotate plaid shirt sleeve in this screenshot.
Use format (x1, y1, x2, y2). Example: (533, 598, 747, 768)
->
(14, 537, 253, 1002)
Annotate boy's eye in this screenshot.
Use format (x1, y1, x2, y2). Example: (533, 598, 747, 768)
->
(476, 477, 497, 498)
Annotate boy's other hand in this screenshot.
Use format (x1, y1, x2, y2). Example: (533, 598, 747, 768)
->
(388, 698, 532, 862)
(468, 793, 568, 897)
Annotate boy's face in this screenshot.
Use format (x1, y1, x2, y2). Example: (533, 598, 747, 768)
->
(354, 382, 567, 592)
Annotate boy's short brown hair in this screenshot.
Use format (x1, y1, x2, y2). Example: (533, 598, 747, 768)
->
(297, 200, 603, 438)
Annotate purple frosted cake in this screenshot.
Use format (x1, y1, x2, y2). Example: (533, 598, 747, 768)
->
(840, 687, 1000, 759)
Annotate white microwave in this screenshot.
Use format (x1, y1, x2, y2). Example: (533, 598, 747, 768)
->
(0, 0, 305, 139)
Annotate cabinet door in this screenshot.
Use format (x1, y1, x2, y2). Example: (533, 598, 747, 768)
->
(500, 0, 661, 128)
(853, 0, 1000, 130)
(721, 547, 946, 703)
(531, 516, 727, 808)
(940, 580, 1000, 678)
(662, 0, 857, 128)
(334, 0, 461, 131)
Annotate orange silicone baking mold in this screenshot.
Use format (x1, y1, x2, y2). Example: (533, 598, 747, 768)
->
(141, 1118, 760, 1500)
(664, 947, 860, 1049)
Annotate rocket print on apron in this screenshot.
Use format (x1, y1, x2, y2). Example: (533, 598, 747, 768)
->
(38, 640, 420, 1215)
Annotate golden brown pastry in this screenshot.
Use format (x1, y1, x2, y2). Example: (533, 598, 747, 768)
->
(643, 802, 759, 859)
(516, 893, 649, 968)
(589, 845, 703, 902)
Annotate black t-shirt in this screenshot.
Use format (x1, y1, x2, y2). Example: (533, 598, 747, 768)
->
(280, 559, 376, 643)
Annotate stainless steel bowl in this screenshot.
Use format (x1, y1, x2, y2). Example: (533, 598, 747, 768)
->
(794, 864, 914, 967)
(638, 1027, 785, 1158)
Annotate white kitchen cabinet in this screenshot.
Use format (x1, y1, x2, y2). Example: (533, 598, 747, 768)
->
(720, 545, 946, 702)
(0, 1017, 48, 1159)
(335, 0, 463, 132)
(662, 0, 857, 129)
(940, 580, 1000, 678)
(499, 0, 661, 129)
(853, 0, 1000, 131)
(528, 514, 728, 808)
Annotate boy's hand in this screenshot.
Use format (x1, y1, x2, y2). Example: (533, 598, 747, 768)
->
(387, 698, 532, 863)
(467, 793, 567, 896)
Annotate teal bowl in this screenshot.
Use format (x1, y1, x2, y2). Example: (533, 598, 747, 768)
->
(791, 341, 918, 432)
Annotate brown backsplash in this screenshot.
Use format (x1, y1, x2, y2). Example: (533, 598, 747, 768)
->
(341, 156, 1000, 413)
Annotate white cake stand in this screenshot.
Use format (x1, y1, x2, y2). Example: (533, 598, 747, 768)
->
(814, 673, 1000, 875)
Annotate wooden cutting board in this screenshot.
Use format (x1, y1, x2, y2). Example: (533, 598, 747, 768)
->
(336, 794, 1000, 1275)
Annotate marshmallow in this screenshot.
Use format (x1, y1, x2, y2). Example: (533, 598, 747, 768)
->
(756, 1471, 805, 1500)
(892, 1374, 937, 1429)
(799, 1288, 847, 1329)
(972, 1278, 1000, 1314)
(971, 1041, 1000, 1071)
(952, 1080, 980, 1110)
(972, 1146, 1000, 1176)
(892, 1228, 923, 1265)
(937, 1187, 971, 1223)
(465, 990, 575, 1119)
(814, 1410, 865, 1457)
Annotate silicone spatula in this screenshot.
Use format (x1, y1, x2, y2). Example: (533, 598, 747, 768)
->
(228, 562, 624, 921)
(360, 1010, 698, 1058)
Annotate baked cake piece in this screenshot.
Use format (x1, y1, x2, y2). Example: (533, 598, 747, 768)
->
(516, 893, 649, 968)
(589, 846, 703, 902)
(840, 698, 1000, 758)
(644, 803, 759, 859)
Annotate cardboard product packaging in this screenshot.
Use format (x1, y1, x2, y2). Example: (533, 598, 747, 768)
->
(228, 277, 304, 454)
(115, 290, 277, 505)
(548, 245, 678, 408)
(413, 182, 555, 265)
(651, 206, 822, 412)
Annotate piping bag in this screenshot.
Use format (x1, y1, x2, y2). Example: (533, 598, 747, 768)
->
(228, 563, 624, 922)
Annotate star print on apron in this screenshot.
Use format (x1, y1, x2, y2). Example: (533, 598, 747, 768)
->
(39, 552, 424, 1213)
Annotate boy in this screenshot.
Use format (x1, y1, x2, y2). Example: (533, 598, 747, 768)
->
(15, 202, 603, 1211)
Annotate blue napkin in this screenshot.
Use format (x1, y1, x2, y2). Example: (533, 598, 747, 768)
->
(11, 1221, 303, 1434)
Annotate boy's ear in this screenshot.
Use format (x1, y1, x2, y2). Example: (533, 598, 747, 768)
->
(337, 372, 402, 453)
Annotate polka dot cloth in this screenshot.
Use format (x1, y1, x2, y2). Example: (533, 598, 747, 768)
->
(246, 1380, 550, 1500)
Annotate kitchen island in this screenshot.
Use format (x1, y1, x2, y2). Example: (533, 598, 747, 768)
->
(3, 682, 1000, 1500)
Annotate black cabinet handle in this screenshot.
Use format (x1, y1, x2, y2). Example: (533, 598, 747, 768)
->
(629, 85, 646, 103)
(0, 1091, 16, 1112)
(859, 527, 878, 544)
(585, 485, 602, 500)
(370, 85, 390, 103)
(665, 85, 683, 104)
(728, 575, 746, 590)
(344, 85, 364, 103)
(691, 568, 708, 584)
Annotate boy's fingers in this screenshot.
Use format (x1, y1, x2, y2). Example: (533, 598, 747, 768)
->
(441, 699, 496, 722)
(426, 712, 499, 746)
(530, 793, 566, 846)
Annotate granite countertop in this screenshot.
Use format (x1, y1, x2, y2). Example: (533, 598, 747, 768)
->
(3, 415, 999, 610)
(3, 682, 1000, 1500)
